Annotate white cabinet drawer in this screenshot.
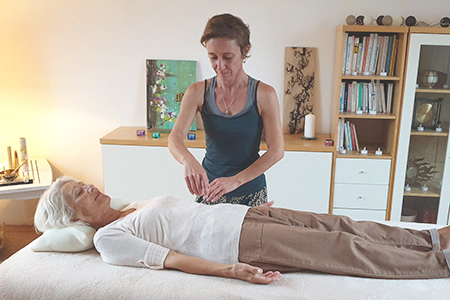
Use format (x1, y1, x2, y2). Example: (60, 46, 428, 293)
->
(333, 183, 388, 210)
(335, 158, 391, 185)
(332, 208, 386, 221)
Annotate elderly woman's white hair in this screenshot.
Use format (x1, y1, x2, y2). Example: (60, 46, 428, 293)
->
(34, 175, 87, 232)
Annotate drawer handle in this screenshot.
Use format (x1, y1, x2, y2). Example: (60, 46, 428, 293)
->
(359, 170, 366, 175)
(356, 196, 364, 200)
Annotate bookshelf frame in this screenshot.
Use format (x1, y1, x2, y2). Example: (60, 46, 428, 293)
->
(330, 25, 409, 218)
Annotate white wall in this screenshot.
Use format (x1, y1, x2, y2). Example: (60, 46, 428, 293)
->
(1, 0, 448, 190)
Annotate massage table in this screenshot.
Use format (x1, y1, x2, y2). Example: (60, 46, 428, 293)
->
(0, 221, 449, 299)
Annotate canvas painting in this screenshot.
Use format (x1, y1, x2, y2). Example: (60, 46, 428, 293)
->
(283, 47, 317, 134)
(147, 59, 196, 131)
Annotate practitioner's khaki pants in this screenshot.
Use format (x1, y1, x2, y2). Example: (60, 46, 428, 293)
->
(238, 206, 450, 279)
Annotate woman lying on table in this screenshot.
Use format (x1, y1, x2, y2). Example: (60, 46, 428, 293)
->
(34, 176, 450, 284)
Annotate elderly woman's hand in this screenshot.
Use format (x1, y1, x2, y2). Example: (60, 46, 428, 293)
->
(229, 263, 281, 284)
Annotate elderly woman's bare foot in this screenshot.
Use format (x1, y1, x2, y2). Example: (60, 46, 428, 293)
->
(438, 226, 450, 250)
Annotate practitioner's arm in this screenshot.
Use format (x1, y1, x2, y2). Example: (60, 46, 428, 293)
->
(163, 250, 281, 284)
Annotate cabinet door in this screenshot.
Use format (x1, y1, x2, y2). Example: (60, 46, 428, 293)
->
(392, 33, 450, 225)
(102, 145, 205, 201)
(264, 151, 332, 213)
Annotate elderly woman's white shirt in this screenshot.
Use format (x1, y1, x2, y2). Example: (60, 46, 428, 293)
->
(94, 196, 249, 269)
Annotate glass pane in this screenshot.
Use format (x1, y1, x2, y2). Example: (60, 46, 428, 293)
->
(402, 44, 450, 224)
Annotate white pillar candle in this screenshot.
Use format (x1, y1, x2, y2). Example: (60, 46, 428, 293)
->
(19, 137, 29, 173)
(304, 113, 316, 138)
(6, 146, 13, 169)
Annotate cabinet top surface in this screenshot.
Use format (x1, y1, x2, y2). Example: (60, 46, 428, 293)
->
(100, 127, 335, 152)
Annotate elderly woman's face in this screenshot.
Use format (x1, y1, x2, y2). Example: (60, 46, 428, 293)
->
(206, 38, 246, 81)
(62, 181, 111, 222)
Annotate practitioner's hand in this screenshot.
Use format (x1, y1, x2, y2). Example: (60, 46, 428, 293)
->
(183, 158, 209, 196)
(204, 176, 239, 202)
(229, 263, 281, 284)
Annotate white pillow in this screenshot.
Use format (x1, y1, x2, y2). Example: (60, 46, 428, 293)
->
(31, 197, 132, 252)
(30, 225, 96, 252)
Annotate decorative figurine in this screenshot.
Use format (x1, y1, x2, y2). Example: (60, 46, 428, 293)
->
(346, 15, 356, 25)
(440, 17, 450, 27)
(391, 16, 404, 26)
(405, 16, 417, 26)
(356, 15, 365, 25)
(376, 15, 384, 25)
(382, 15, 393, 26)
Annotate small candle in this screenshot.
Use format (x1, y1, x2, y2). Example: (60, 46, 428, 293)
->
(304, 114, 316, 138)
(6, 146, 12, 169)
(19, 137, 29, 173)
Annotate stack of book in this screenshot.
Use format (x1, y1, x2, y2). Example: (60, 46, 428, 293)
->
(339, 80, 394, 113)
(342, 33, 398, 76)
(336, 119, 360, 152)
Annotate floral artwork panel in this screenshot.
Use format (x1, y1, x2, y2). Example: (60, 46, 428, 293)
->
(283, 47, 317, 134)
(147, 59, 196, 131)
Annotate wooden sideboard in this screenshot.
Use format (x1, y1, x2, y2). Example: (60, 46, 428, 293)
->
(100, 127, 335, 213)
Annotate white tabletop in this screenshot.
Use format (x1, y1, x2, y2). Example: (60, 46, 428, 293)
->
(0, 157, 53, 200)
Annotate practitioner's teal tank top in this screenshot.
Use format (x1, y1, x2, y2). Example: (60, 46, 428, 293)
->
(201, 76, 265, 197)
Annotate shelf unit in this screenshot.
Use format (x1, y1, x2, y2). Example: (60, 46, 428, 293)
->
(391, 28, 450, 225)
(330, 26, 408, 220)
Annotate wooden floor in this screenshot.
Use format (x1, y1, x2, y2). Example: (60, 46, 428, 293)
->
(0, 224, 41, 263)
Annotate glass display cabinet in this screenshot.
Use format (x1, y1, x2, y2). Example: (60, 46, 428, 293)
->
(392, 29, 450, 225)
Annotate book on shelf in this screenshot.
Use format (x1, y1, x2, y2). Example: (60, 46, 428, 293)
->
(339, 80, 394, 114)
(345, 35, 354, 75)
(361, 35, 371, 75)
(369, 35, 380, 75)
(351, 37, 359, 74)
(379, 82, 386, 113)
(336, 120, 360, 152)
(356, 36, 365, 75)
(342, 33, 348, 75)
(388, 37, 398, 76)
(386, 83, 394, 113)
(342, 33, 398, 76)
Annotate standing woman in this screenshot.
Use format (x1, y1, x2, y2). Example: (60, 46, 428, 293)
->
(168, 13, 284, 206)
